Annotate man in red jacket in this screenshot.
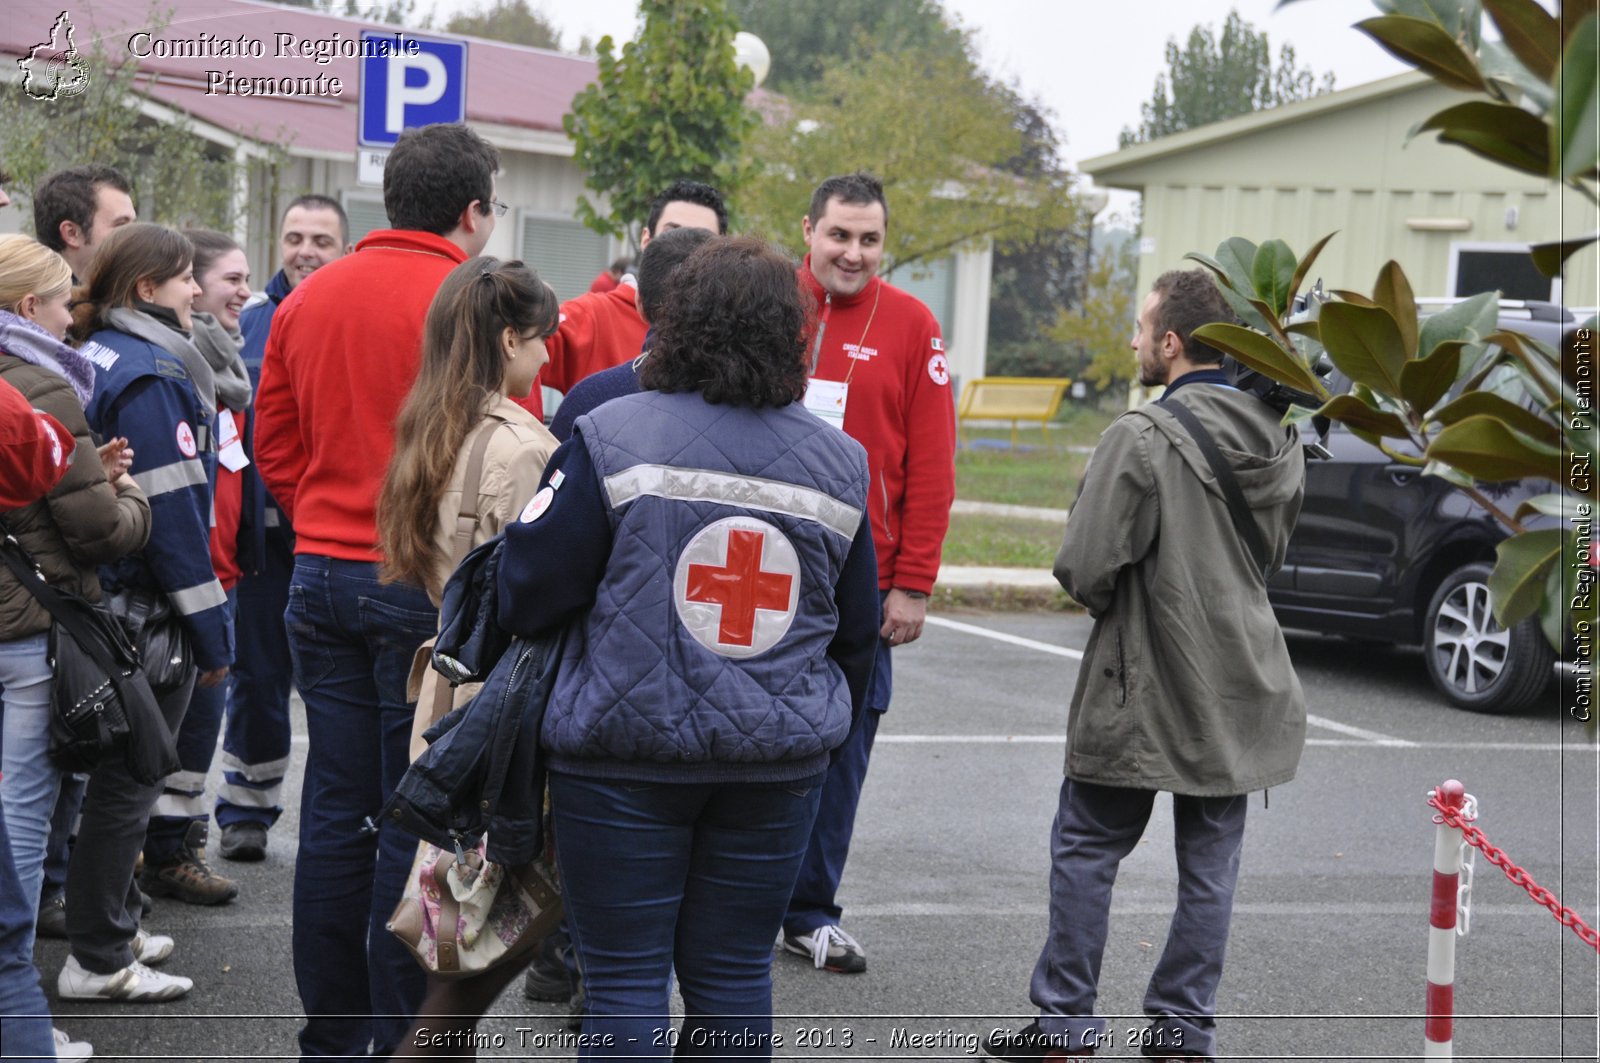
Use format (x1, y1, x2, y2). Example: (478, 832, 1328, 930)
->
(781, 172, 956, 974)
(532, 180, 727, 418)
(253, 122, 499, 1061)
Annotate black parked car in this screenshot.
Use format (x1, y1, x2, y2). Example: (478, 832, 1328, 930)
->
(1267, 301, 1573, 714)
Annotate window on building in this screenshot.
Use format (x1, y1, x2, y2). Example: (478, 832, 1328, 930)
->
(1449, 243, 1558, 301)
(888, 256, 955, 335)
(519, 215, 611, 302)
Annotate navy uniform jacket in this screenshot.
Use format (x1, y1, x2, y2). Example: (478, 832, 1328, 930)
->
(86, 326, 234, 671)
(235, 270, 294, 573)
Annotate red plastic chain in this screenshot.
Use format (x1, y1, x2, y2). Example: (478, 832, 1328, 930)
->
(1429, 793, 1600, 952)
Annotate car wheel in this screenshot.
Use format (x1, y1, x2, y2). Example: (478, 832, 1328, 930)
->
(1424, 562, 1554, 714)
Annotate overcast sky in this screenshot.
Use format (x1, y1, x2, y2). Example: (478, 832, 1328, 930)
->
(425, 0, 1410, 192)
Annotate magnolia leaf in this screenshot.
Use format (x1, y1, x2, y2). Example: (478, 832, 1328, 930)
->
(1318, 302, 1410, 396)
(1287, 231, 1339, 307)
(1531, 233, 1599, 277)
(1372, 0, 1480, 42)
(1214, 237, 1259, 298)
(1483, 0, 1560, 81)
(1416, 100, 1553, 176)
(1484, 328, 1567, 407)
(1419, 291, 1499, 359)
(1191, 323, 1323, 394)
(1281, 404, 1317, 428)
(1219, 285, 1276, 335)
(1489, 528, 1563, 627)
(1432, 389, 1566, 446)
(1479, 39, 1557, 112)
(1555, 14, 1600, 180)
(1423, 458, 1476, 488)
(1511, 491, 1575, 521)
(1316, 394, 1412, 438)
(1253, 239, 1298, 318)
(1331, 290, 1379, 307)
(1372, 260, 1420, 355)
(1428, 415, 1563, 483)
(1357, 15, 1488, 92)
(1399, 339, 1463, 412)
(1184, 251, 1235, 290)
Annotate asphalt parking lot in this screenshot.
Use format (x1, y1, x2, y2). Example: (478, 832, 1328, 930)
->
(38, 608, 1599, 1062)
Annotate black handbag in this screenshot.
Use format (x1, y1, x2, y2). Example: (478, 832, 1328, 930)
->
(0, 531, 178, 784)
(105, 586, 192, 692)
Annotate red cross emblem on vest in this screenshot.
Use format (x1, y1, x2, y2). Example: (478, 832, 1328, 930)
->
(674, 516, 801, 658)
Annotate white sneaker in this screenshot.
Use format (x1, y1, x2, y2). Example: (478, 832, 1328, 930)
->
(58, 954, 192, 1002)
(53, 1027, 94, 1059)
(133, 927, 174, 965)
(781, 924, 867, 973)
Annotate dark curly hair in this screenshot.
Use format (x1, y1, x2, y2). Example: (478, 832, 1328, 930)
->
(640, 236, 813, 408)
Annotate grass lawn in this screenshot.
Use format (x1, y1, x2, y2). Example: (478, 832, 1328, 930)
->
(940, 513, 1062, 568)
(942, 404, 1117, 571)
(954, 404, 1115, 509)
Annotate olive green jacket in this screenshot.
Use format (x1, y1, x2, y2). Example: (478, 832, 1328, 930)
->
(1055, 383, 1307, 796)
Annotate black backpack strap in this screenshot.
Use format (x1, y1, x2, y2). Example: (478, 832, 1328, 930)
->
(0, 528, 135, 677)
(1160, 401, 1270, 579)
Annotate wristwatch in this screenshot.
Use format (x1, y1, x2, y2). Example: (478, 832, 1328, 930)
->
(898, 588, 928, 600)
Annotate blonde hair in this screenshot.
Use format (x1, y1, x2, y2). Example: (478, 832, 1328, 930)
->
(0, 234, 73, 314)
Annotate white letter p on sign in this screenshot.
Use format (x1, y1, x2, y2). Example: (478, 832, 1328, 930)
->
(386, 52, 447, 134)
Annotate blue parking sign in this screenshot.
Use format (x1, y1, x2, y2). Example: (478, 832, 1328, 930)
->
(359, 32, 467, 148)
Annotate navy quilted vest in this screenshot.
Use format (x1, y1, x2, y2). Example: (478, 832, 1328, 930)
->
(543, 390, 870, 783)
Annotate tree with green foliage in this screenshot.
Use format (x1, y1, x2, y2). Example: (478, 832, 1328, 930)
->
(0, 20, 258, 229)
(1120, 9, 1334, 146)
(443, 0, 561, 49)
(1048, 232, 1140, 391)
(724, 0, 967, 93)
(741, 46, 1077, 277)
(565, 0, 755, 250)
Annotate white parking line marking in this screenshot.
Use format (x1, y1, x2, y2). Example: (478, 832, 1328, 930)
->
(924, 616, 1083, 659)
(875, 735, 1589, 752)
(1304, 713, 1415, 746)
(926, 616, 1423, 748)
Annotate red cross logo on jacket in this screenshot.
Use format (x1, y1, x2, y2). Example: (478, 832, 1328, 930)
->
(674, 516, 802, 658)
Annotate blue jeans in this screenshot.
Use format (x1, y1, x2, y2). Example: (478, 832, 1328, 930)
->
(550, 772, 824, 1061)
(1030, 779, 1248, 1057)
(285, 555, 436, 1060)
(218, 531, 294, 829)
(0, 633, 61, 959)
(0, 800, 56, 1061)
(147, 589, 237, 860)
(784, 632, 889, 935)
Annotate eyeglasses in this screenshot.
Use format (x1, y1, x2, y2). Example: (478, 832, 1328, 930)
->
(487, 199, 509, 218)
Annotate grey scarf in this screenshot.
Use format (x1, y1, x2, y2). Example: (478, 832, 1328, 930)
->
(104, 306, 217, 413)
(0, 310, 97, 407)
(189, 312, 253, 413)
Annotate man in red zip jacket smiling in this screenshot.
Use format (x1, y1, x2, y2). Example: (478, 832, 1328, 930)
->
(782, 172, 957, 975)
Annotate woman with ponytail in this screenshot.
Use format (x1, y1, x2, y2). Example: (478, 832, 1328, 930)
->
(379, 256, 559, 749)
(136, 229, 254, 908)
(0, 232, 150, 1056)
(379, 256, 559, 1056)
(57, 221, 233, 1003)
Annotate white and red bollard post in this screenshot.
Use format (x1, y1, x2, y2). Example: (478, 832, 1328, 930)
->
(1425, 779, 1467, 1059)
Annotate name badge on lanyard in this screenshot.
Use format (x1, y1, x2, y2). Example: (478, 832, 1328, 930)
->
(215, 409, 250, 473)
(803, 378, 848, 430)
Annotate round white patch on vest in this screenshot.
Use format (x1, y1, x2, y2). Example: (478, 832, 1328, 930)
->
(175, 421, 197, 458)
(673, 515, 801, 659)
(40, 418, 63, 468)
(519, 486, 555, 523)
(928, 352, 950, 386)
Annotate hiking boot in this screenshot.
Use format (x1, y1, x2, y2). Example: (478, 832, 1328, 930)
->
(52, 1027, 94, 1060)
(133, 928, 174, 965)
(140, 823, 238, 906)
(37, 892, 67, 938)
(984, 1021, 1094, 1060)
(58, 954, 192, 1002)
(219, 822, 268, 862)
(781, 924, 866, 973)
(523, 933, 577, 1002)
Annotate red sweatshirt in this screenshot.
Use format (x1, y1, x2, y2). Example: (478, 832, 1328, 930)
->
(208, 406, 244, 589)
(537, 282, 648, 398)
(800, 258, 956, 595)
(254, 229, 468, 562)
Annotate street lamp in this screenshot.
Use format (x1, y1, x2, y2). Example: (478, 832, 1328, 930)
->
(733, 31, 770, 88)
